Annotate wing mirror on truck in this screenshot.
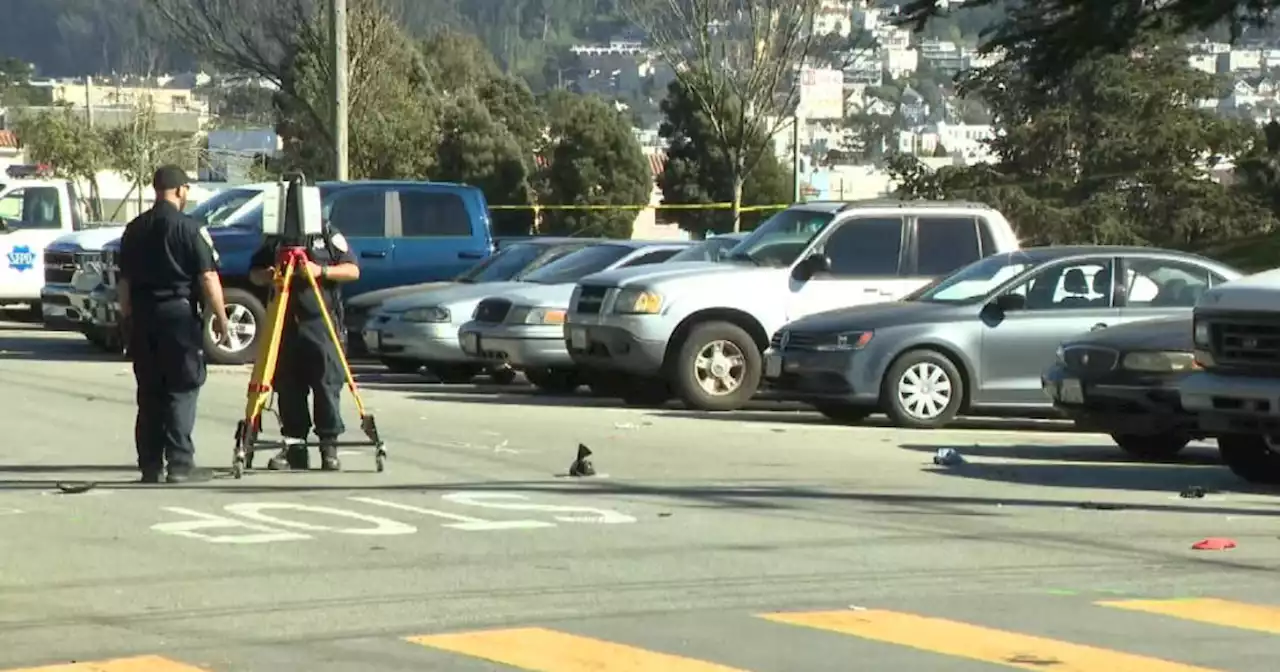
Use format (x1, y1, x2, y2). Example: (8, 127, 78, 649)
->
(991, 293, 1026, 312)
(792, 252, 831, 281)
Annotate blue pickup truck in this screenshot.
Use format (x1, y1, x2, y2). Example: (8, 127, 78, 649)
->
(95, 180, 495, 365)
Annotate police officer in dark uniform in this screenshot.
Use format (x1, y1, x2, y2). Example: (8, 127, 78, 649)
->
(118, 165, 231, 484)
(248, 220, 360, 471)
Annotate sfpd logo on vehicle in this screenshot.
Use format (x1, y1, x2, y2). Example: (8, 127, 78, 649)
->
(6, 245, 35, 271)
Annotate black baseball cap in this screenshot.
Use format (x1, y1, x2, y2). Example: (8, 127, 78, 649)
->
(152, 164, 191, 191)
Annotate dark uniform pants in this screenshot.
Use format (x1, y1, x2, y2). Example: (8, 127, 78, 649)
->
(275, 315, 346, 441)
(130, 300, 206, 474)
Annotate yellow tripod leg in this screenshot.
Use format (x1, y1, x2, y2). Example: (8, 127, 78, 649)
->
(303, 267, 387, 471)
(231, 257, 297, 478)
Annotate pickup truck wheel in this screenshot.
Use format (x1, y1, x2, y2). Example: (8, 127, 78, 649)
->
(1110, 432, 1190, 460)
(204, 288, 265, 365)
(673, 321, 761, 412)
(1217, 434, 1280, 484)
(882, 349, 964, 429)
(527, 368, 581, 394)
(814, 403, 874, 425)
(380, 358, 421, 374)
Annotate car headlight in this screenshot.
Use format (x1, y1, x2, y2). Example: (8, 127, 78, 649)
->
(814, 330, 873, 351)
(1192, 320, 1210, 347)
(614, 288, 663, 314)
(1122, 351, 1198, 372)
(522, 307, 567, 325)
(401, 306, 450, 323)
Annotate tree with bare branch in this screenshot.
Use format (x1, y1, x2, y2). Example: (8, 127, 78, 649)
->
(626, 0, 830, 230)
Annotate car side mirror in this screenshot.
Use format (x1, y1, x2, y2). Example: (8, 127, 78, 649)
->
(792, 253, 830, 281)
(0, 217, 8, 232)
(993, 293, 1026, 312)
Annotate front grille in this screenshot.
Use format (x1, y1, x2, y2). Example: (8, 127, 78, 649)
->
(576, 286, 609, 315)
(44, 251, 75, 284)
(1062, 346, 1119, 376)
(769, 329, 825, 351)
(474, 298, 512, 323)
(102, 249, 119, 288)
(1209, 313, 1280, 368)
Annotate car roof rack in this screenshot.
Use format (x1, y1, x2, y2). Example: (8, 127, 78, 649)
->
(830, 198, 993, 212)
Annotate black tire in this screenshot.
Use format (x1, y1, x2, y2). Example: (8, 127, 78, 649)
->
(881, 349, 965, 429)
(83, 329, 107, 348)
(1110, 432, 1190, 460)
(526, 367, 581, 394)
(1217, 434, 1280, 484)
(432, 364, 480, 384)
(489, 366, 518, 385)
(815, 403, 874, 425)
(204, 287, 266, 365)
(621, 377, 671, 407)
(671, 321, 762, 412)
(381, 358, 421, 374)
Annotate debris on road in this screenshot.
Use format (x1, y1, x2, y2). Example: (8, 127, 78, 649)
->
(1179, 486, 1207, 499)
(54, 482, 97, 494)
(613, 422, 640, 430)
(933, 448, 965, 466)
(568, 443, 596, 477)
(1191, 538, 1236, 551)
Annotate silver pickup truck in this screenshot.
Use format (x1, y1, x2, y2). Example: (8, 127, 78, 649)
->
(564, 200, 1022, 411)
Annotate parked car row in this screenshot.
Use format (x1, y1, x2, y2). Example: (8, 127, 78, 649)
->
(1044, 267, 1280, 486)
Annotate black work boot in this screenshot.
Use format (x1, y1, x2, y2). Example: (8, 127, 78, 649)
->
(319, 440, 341, 472)
(268, 444, 310, 470)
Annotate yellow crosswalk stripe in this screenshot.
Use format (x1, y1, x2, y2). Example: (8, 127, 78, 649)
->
(758, 609, 1224, 671)
(1098, 598, 1280, 635)
(1, 655, 208, 671)
(408, 626, 751, 672)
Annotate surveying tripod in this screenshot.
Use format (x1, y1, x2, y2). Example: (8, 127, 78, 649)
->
(230, 183, 387, 479)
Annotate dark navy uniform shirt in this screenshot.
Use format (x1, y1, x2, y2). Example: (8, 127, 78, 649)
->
(119, 200, 219, 304)
(249, 226, 358, 322)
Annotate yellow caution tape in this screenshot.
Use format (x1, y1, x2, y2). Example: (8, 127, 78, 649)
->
(488, 203, 789, 213)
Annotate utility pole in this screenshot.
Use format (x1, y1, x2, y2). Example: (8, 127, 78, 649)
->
(331, 0, 349, 181)
(85, 76, 94, 128)
(791, 116, 800, 202)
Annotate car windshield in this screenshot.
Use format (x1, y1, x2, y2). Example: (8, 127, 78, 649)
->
(521, 244, 632, 284)
(668, 235, 744, 263)
(455, 243, 546, 283)
(908, 252, 1037, 303)
(723, 209, 833, 267)
(187, 188, 262, 227)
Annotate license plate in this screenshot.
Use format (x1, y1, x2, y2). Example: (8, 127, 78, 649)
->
(1060, 378, 1084, 404)
(464, 332, 480, 354)
(569, 327, 587, 350)
(764, 353, 783, 378)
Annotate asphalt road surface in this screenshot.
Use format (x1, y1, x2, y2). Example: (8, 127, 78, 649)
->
(1, 322, 1278, 672)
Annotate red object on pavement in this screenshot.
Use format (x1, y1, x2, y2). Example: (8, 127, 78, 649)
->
(1191, 538, 1236, 550)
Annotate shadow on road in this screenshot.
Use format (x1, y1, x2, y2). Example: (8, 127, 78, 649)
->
(901, 441, 1256, 494)
(0, 333, 123, 363)
(653, 410, 1077, 433)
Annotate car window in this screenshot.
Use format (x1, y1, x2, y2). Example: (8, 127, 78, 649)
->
(822, 217, 903, 276)
(1005, 258, 1115, 310)
(0, 187, 61, 230)
(916, 216, 982, 276)
(619, 249, 680, 267)
(725, 209, 833, 267)
(326, 189, 385, 237)
(187, 188, 260, 227)
(456, 243, 544, 283)
(400, 189, 472, 237)
(1122, 258, 1224, 308)
(521, 244, 633, 284)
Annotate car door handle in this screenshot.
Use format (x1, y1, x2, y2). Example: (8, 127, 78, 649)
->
(360, 250, 387, 259)
(1090, 322, 1108, 331)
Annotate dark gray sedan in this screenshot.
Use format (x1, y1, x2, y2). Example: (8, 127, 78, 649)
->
(763, 246, 1241, 429)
